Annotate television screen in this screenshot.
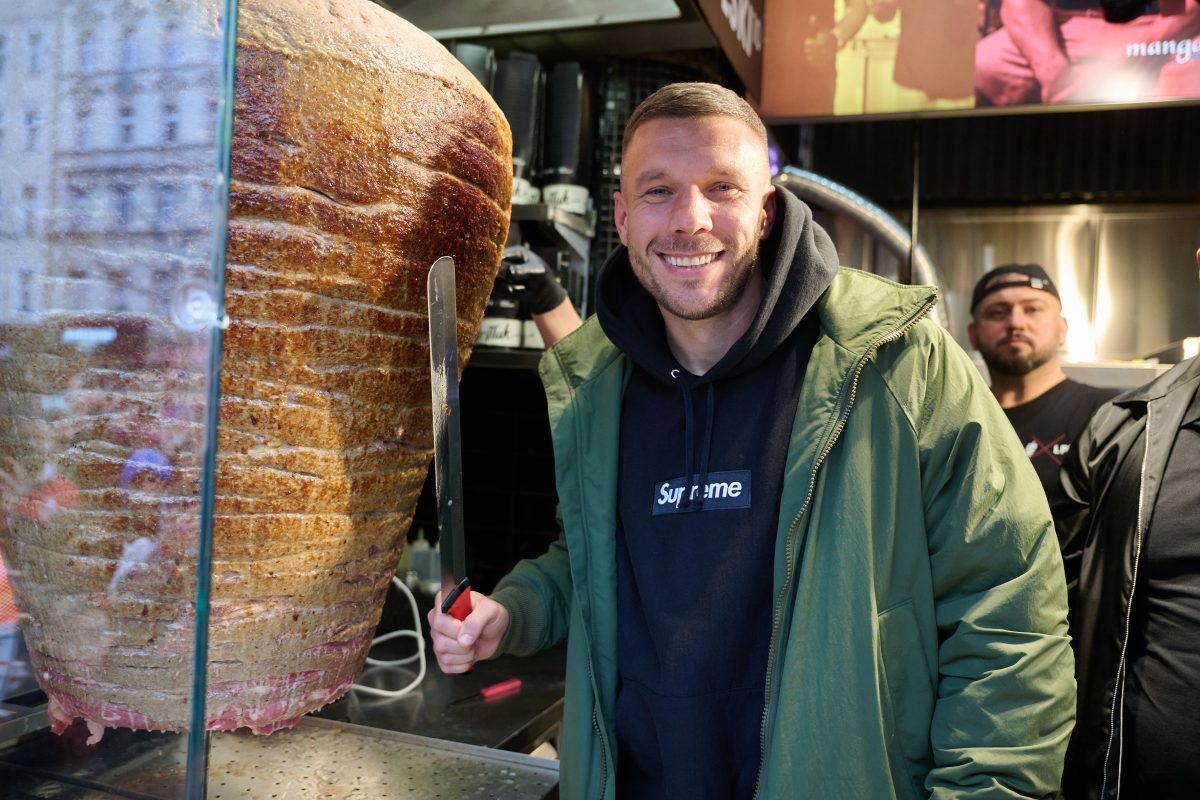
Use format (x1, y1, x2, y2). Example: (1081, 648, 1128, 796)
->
(754, 0, 1200, 120)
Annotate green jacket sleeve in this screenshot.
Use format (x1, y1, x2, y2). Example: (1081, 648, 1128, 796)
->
(914, 326, 1076, 799)
(490, 513, 574, 657)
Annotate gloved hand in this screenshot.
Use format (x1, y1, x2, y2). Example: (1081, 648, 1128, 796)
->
(499, 245, 570, 315)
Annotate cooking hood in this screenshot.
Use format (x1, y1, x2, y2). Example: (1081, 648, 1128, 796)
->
(372, 0, 717, 59)
(381, 0, 684, 38)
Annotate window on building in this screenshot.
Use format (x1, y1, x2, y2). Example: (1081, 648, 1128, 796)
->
(162, 101, 179, 143)
(109, 270, 130, 312)
(119, 104, 134, 146)
(76, 107, 92, 151)
(80, 33, 97, 75)
(155, 183, 180, 229)
(120, 28, 138, 71)
(24, 109, 43, 151)
(68, 269, 88, 311)
(28, 31, 44, 75)
(69, 185, 89, 231)
(19, 268, 34, 312)
(163, 22, 182, 66)
(114, 184, 134, 228)
(22, 186, 37, 237)
(154, 268, 173, 309)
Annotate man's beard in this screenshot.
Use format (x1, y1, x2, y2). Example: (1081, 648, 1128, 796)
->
(628, 236, 761, 322)
(980, 338, 1055, 376)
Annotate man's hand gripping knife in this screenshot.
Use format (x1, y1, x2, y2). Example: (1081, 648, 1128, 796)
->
(428, 589, 511, 674)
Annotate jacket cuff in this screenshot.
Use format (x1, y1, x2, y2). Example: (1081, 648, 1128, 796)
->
(491, 581, 550, 657)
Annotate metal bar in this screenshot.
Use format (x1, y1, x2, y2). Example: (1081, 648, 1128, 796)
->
(906, 118, 919, 286)
(185, 0, 241, 795)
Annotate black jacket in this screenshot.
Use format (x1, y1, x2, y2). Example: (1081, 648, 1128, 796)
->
(1053, 356, 1200, 800)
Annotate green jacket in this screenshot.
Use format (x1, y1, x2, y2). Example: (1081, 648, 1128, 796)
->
(492, 269, 1075, 799)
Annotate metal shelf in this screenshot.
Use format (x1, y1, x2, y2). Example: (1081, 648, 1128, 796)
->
(510, 204, 595, 240)
(468, 346, 546, 370)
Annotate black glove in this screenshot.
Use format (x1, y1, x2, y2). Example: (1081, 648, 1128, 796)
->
(499, 245, 570, 315)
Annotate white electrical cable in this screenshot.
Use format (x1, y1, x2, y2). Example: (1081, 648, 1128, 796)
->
(349, 576, 426, 698)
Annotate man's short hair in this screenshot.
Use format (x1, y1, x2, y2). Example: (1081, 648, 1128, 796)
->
(970, 263, 1061, 314)
(622, 82, 768, 160)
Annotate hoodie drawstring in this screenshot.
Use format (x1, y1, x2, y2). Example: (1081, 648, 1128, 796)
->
(681, 382, 695, 510)
(679, 381, 716, 512)
(695, 383, 715, 511)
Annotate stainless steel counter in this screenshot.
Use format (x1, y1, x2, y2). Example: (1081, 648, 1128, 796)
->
(316, 645, 567, 755)
(314, 583, 567, 756)
(1, 715, 559, 799)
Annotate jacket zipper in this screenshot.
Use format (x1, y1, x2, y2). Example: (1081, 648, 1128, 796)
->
(553, 346, 613, 800)
(751, 297, 936, 799)
(588, 651, 609, 800)
(1101, 405, 1151, 800)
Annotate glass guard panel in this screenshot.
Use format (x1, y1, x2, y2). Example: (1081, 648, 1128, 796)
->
(0, 0, 234, 796)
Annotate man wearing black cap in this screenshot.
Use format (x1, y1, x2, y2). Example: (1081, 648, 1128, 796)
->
(968, 264, 1117, 496)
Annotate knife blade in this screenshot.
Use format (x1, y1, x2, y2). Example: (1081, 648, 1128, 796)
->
(427, 256, 472, 622)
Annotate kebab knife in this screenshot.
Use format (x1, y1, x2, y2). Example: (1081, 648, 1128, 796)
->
(427, 256, 472, 622)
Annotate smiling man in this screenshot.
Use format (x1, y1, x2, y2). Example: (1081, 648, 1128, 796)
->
(430, 83, 1075, 799)
(968, 264, 1117, 497)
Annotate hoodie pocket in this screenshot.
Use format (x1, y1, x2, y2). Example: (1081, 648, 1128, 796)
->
(878, 599, 935, 800)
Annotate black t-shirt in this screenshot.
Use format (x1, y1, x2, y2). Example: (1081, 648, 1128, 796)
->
(1122, 384, 1200, 798)
(1002, 378, 1118, 498)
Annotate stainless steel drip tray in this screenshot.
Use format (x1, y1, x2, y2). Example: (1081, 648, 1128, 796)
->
(209, 718, 559, 799)
(0, 714, 559, 799)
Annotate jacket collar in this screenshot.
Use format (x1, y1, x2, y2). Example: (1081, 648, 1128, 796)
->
(1182, 374, 1200, 426)
(542, 267, 939, 393)
(814, 268, 938, 357)
(1114, 355, 1200, 406)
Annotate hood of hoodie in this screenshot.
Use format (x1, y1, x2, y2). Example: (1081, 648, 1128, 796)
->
(595, 186, 839, 386)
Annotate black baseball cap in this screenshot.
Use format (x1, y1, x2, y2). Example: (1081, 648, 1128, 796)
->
(970, 264, 1060, 314)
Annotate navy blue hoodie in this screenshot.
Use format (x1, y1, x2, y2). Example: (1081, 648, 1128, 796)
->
(596, 188, 839, 799)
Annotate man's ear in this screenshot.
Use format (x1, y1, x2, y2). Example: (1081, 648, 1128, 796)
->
(613, 190, 629, 246)
(760, 185, 777, 239)
(967, 320, 978, 350)
(1058, 313, 1068, 347)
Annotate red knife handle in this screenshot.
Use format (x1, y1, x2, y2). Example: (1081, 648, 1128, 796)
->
(442, 577, 472, 622)
(480, 678, 522, 701)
